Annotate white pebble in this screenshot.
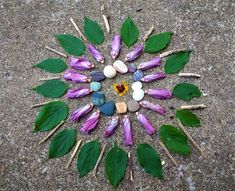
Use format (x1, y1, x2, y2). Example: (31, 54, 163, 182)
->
(132, 89, 145, 101)
(103, 65, 117, 78)
(131, 81, 142, 90)
(113, 60, 128, 74)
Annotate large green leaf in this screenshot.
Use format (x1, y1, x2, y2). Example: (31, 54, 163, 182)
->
(34, 58, 67, 73)
(164, 50, 192, 74)
(173, 83, 201, 101)
(77, 140, 101, 177)
(83, 17, 104, 45)
(176, 109, 200, 127)
(48, 128, 76, 158)
(34, 101, 69, 132)
(144, 32, 172, 53)
(159, 125, 190, 155)
(105, 146, 128, 188)
(120, 16, 139, 47)
(33, 80, 68, 98)
(55, 34, 85, 56)
(136, 143, 163, 179)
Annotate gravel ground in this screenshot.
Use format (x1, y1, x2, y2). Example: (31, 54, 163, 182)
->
(0, 0, 234, 190)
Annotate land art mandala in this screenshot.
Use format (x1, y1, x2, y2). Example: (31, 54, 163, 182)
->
(32, 13, 207, 188)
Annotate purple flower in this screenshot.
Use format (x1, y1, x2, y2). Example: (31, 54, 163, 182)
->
(64, 69, 90, 83)
(145, 88, 172, 99)
(138, 57, 161, 71)
(140, 100, 166, 116)
(103, 116, 119, 138)
(111, 34, 121, 59)
(123, 115, 133, 146)
(136, 112, 155, 135)
(87, 44, 104, 64)
(125, 44, 143, 62)
(67, 86, 92, 99)
(70, 103, 94, 122)
(69, 57, 94, 70)
(80, 111, 100, 134)
(141, 71, 165, 83)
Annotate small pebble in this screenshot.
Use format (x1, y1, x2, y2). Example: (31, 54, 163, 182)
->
(132, 89, 145, 101)
(103, 65, 117, 78)
(133, 70, 144, 81)
(90, 82, 101, 91)
(90, 71, 106, 82)
(131, 81, 142, 90)
(92, 92, 105, 106)
(115, 102, 127, 114)
(127, 100, 140, 112)
(113, 60, 128, 73)
(128, 63, 137, 73)
(99, 101, 116, 116)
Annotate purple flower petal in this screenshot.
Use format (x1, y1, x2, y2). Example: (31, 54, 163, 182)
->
(138, 57, 161, 71)
(123, 115, 133, 146)
(140, 100, 166, 115)
(136, 112, 155, 135)
(69, 57, 94, 70)
(80, 111, 100, 134)
(141, 71, 165, 83)
(64, 69, 90, 83)
(67, 86, 92, 99)
(70, 103, 94, 122)
(87, 44, 104, 64)
(103, 116, 119, 138)
(111, 34, 121, 59)
(145, 88, 172, 99)
(125, 44, 143, 62)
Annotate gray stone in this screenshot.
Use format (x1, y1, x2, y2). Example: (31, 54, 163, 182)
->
(127, 100, 140, 112)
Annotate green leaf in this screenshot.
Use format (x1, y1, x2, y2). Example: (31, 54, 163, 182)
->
(159, 125, 190, 155)
(105, 146, 128, 188)
(77, 140, 101, 177)
(34, 58, 67, 73)
(176, 109, 200, 127)
(136, 143, 163, 179)
(173, 83, 201, 101)
(83, 17, 104, 45)
(34, 101, 69, 132)
(55, 34, 85, 56)
(33, 80, 68, 98)
(120, 16, 139, 47)
(164, 50, 192, 74)
(144, 32, 172, 53)
(48, 128, 76, 158)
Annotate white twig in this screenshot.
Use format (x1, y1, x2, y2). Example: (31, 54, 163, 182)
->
(101, 5, 110, 33)
(178, 73, 201, 78)
(69, 17, 87, 42)
(45, 46, 67, 58)
(177, 119, 208, 159)
(39, 76, 61, 81)
(202, 92, 208, 96)
(93, 143, 107, 180)
(31, 100, 58, 108)
(66, 139, 83, 169)
(128, 152, 134, 181)
(39, 120, 65, 144)
(143, 26, 154, 41)
(159, 49, 187, 58)
(158, 140, 178, 167)
(180, 104, 206, 110)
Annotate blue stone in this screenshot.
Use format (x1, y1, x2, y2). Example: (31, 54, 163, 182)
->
(99, 101, 116, 116)
(90, 82, 101, 91)
(133, 70, 144, 81)
(128, 63, 137, 73)
(92, 92, 105, 106)
(90, 71, 106, 82)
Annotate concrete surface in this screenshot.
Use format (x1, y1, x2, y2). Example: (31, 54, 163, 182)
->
(0, 0, 234, 190)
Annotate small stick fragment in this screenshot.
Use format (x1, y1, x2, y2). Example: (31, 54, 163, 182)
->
(31, 100, 58, 108)
(158, 141, 178, 166)
(180, 104, 206, 110)
(39, 76, 60, 81)
(177, 119, 208, 159)
(66, 139, 83, 169)
(128, 152, 134, 181)
(101, 5, 110, 33)
(202, 92, 207, 96)
(69, 17, 87, 42)
(45, 46, 67, 58)
(143, 26, 154, 41)
(159, 49, 187, 58)
(178, 73, 201, 78)
(39, 120, 65, 144)
(93, 143, 107, 180)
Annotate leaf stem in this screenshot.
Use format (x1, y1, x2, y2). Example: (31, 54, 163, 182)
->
(178, 73, 201, 78)
(159, 49, 187, 58)
(101, 5, 110, 33)
(39, 76, 61, 81)
(31, 100, 59, 108)
(128, 152, 134, 182)
(143, 26, 154, 42)
(45, 46, 68, 58)
(180, 104, 206, 110)
(69, 17, 87, 42)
